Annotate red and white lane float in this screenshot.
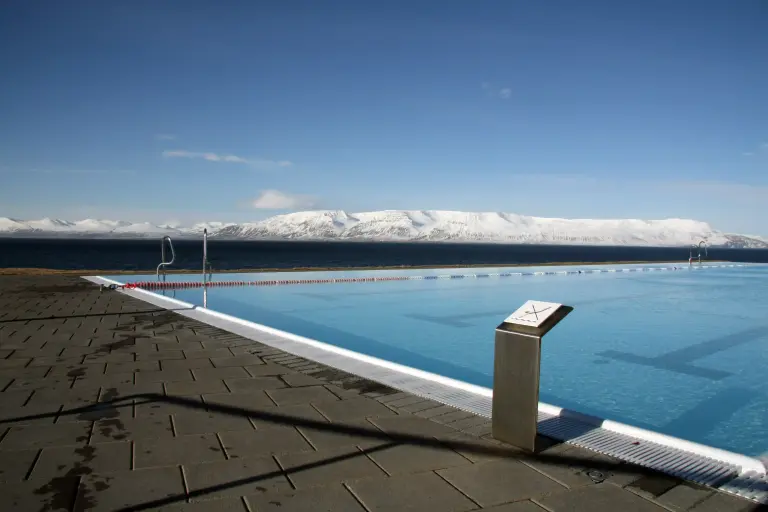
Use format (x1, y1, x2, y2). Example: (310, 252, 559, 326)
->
(117, 264, 742, 291)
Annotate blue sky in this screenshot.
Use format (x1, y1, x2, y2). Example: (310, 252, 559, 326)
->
(1, 0, 766, 234)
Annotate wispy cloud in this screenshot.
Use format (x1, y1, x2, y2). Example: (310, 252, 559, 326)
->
(163, 150, 293, 169)
(741, 141, 768, 156)
(250, 189, 317, 210)
(482, 82, 512, 100)
(0, 168, 136, 176)
(155, 134, 177, 140)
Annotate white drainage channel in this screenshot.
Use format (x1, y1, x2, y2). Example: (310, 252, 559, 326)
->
(86, 275, 767, 505)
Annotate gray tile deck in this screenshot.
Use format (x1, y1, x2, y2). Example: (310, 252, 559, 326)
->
(0, 274, 763, 511)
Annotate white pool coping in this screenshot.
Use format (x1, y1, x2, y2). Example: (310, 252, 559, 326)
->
(85, 274, 768, 504)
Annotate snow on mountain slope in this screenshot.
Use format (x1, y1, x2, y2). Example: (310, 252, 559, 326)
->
(112, 222, 180, 234)
(0, 217, 29, 232)
(1, 211, 766, 248)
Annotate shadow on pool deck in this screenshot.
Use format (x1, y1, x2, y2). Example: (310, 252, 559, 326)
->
(0, 274, 762, 512)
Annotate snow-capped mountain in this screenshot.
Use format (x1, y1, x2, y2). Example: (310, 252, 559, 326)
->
(1, 210, 767, 248)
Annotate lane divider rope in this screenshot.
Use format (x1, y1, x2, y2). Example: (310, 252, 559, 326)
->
(121, 263, 745, 290)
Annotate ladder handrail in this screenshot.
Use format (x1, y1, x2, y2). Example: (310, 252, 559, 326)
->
(156, 236, 176, 280)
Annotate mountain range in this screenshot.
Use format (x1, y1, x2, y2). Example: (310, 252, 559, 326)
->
(1, 211, 767, 248)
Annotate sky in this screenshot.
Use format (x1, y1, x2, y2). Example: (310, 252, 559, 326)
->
(0, 0, 766, 235)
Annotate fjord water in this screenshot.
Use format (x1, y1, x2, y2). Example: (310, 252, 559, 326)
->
(111, 263, 768, 457)
(4, 238, 768, 270)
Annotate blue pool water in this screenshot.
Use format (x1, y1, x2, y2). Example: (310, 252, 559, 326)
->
(108, 263, 768, 457)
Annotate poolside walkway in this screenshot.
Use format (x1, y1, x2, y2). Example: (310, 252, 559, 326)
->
(0, 275, 762, 511)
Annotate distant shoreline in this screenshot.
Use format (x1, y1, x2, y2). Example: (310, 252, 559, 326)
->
(0, 260, 730, 276)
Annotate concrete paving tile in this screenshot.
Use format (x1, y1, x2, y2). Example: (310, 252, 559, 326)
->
(59, 347, 101, 358)
(166, 379, 229, 396)
(626, 473, 685, 500)
(27, 355, 85, 367)
(430, 410, 477, 424)
(198, 340, 233, 350)
(0, 388, 33, 407)
(183, 349, 233, 359)
(349, 471, 478, 512)
(248, 403, 330, 430)
(74, 466, 186, 512)
(687, 490, 759, 512)
(202, 390, 275, 410)
(0, 477, 80, 512)
(211, 355, 264, 367)
(369, 442, 471, 475)
(220, 426, 314, 458)
(323, 384, 363, 400)
(7, 375, 74, 392)
(0, 421, 92, 449)
(104, 360, 160, 374)
(226, 376, 287, 393)
(656, 483, 715, 511)
(397, 398, 444, 414)
(161, 358, 215, 371)
(10, 347, 66, 358)
(98, 382, 164, 402)
(385, 395, 429, 409)
(312, 396, 395, 421)
(0, 402, 60, 426)
(0, 448, 40, 482)
(134, 433, 226, 468)
(245, 484, 366, 512)
(134, 396, 203, 419)
(135, 368, 194, 384)
(71, 372, 135, 389)
(244, 363, 297, 377)
(185, 456, 292, 500)
(521, 443, 607, 489)
(276, 446, 387, 489)
(173, 410, 255, 435)
(414, 404, 460, 419)
(30, 441, 132, 480)
(59, 399, 135, 422)
(482, 501, 548, 512)
(445, 416, 491, 431)
(107, 343, 160, 355)
(298, 418, 391, 450)
(463, 422, 493, 437)
(47, 362, 107, 379)
(280, 373, 324, 387)
(267, 385, 341, 407)
(538, 482, 667, 512)
(437, 459, 566, 507)
(436, 432, 517, 463)
(91, 416, 174, 443)
(135, 349, 185, 361)
(83, 352, 135, 363)
(369, 414, 459, 438)
(164, 497, 249, 511)
(167, 340, 206, 351)
(0, 357, 32, 369)
(28, 386, 100, 407)
(0, 365, 51, 380)
(192, 366, 250, 381)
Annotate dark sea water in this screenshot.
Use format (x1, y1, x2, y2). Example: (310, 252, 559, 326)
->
(2, 238, 768, 271)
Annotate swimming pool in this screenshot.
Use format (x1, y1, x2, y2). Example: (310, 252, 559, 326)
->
(106, 262, 768, 457)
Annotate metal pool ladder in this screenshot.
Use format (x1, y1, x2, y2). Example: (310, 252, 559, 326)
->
(157, 236, 176, 281)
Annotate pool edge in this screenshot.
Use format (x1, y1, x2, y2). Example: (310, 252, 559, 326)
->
(84, 274, 768, 504)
